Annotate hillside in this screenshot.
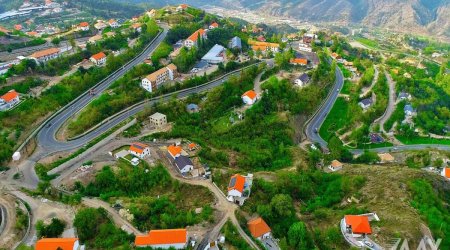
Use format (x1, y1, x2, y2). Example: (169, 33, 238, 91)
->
(135, 0, 450, 37)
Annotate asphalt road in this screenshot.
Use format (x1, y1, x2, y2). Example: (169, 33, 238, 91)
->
(304, 65, 450, 153)
(36, 25, 169, 153)
(38, 64, 252, 154)
(305, 66, 344, 149)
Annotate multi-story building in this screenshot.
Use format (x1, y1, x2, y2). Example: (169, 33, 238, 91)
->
(141, 64, 177, 92)
(29, 48, 60, 63)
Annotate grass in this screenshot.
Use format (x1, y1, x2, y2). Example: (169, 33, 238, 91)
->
(396, 135, 450, 145)
(319, 97, 351, 141)
(355, 37, 379, 48)
(341, 80, 354, 95)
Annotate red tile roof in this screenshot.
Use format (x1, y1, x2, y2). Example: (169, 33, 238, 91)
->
(228, 174, 245, 193)
(30, 47, 60, 59)
(135, 229, 187, 246)
(91, 52, 106, 61)
(345, 215, 372, 234)
(35, 238, 78, 250)
(188, 143, 196, 150)
(179, 4, 188, 9)
(129, 142, 149, 154)
(1, 90, 19, 102)
(290, 58, 308, 65)
(242, 90, 257, 100)
(210, 22, 219, 28)
(187, 29, 206, 43)
(79, 22, 89, 27)
(444, 167, 450, 178)
(168, 145, 182, 158)
(248, 217, 271, 238)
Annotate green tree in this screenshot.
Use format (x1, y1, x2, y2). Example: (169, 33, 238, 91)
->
(270, 194, 294, 217)
(51, 37, 61, 46)
(36, 218, 66, 238)
(287, 222, 313, 249)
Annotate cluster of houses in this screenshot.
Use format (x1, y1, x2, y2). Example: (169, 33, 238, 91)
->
(249, 40, 280, 54)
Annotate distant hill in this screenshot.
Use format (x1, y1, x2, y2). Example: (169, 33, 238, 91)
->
(131, 0, 450, 38)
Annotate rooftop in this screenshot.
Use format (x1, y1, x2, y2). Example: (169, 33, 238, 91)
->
(201, 44, 225, 62)
(228, 174, 245, 193)
(150, 112, 166, 119)
(248, 217, 271, 238)
(135, 229, 187, 246)
(35, 238, 78, 250)
(344, 215, 372, 234)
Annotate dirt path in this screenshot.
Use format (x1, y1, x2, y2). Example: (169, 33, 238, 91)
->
(254, 72, 264, 94)
(0, 194, 18, 249)
(375, 71, 396, 133)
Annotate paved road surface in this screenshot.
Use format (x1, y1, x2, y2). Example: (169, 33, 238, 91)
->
(37, 25, 169, 153)
(376, 71, 396, 133)
(305, 66, 344, 149)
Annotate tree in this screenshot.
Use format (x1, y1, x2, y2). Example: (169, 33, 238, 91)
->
(51, 37, 61, 46)
(74, 208, 106, 242)
(287, 222, 314, 249)
(270, 194, 294, 218)
(36, 218, 66, 238)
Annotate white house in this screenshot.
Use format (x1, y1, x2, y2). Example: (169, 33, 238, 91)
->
(209, 22, 219, 29)
(328, 160, 343, 171)
(108, 19, 120, 28)
(90, 52, 106, 66)
(176, 4, 188, 12)
(298, 43, 313, 52)
(227, 174, 253, 205)
(242, 90, 257, 105)
(135, 229, 187, 249)
(78, 22, 89, 31)
(141, 64, 178, 93)
(29, 48, 60, 63)
(184, 29, 207, 48)
(129, 142, 151, 159)
(174, 155, 194, 174)
(94, 21, 107, 31)
(132, 23, 142, 33)
(248, 217, 272, 240)
(0, 90, 20, 110)
(358, 98, 373, 110)
(294, 73, 310, 87)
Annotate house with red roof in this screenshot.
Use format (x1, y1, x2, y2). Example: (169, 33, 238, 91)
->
(135, 229, 187, 249)
(108, 19, 120, 28)
(132, 23, 142, 33)
(168, 145, 182, 159)
(78, 22, 89, 31)
(343, 215, 372, 236)
(290, 58, 308, 66)
(176, 4, 189, 12)
(248, 217, 272, 240)
(35, 237, 83, 250)
(0, 90, 20, 111)
(328, 160, 343, 172)
(184, 29, 207, 48)
(227, 173, 253, 205)
(129, 142, 150, 159)
(14, 24, 23, 31)
(441, 167, 450, 180)
(209, 22, 219, 29)
(90, 52, 107, 66)
(242, 90, 258, 105)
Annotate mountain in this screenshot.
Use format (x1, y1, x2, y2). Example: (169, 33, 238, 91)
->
(133, 0, 450, 37)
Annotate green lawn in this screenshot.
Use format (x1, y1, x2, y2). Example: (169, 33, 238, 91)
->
(341, 80, 354, 95)
(319, 97, 351, 141)
(396, 135, 450, 145)
(355, 37, 379, 48)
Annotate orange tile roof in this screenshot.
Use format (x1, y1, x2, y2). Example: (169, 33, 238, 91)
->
(91, 52, 106, 61)
(188, 143, 196, 150)
(344, 215, 372, 234)
(290, 58, 308, 65)
(132, 23, 142, 29)
(79, 22, 89, 27)
(228, 174, 245, 193)
(130, 142, 149, 154)
(331, 52, 341, 59)
(242, 90, 257, 100)
(187, 29, 206, 43)
(30, 47, 60, 59)
(1, 90, 19, 102)
(35, 238, 78, 250)
(444, 167, 450, 178)
(0, 26, 10, 33)
(14, 24, 22, 30)
(109, 19, 117, 24)
(166, 63, 177, 72)
(331, 160, 343, 168)
(145, 67, 169, 82)
(248, 217, 271, 238)
(26, 31, 39, 37)
(210, 22, 219, 28)
(135, 229, 187, 246)
(168, 145, 182, 157)
(252, 45, 267, 51)
(179, 4, 188, 9)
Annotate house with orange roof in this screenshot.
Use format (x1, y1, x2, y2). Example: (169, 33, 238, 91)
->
(227, 173, 253, 205)
(88, 34, 102, 44)
(248, 217, 272, 240)
(135, 229, 187, 249)
(331, 52, 342, 60)
(441, 167, 450, 180)
(290, 58, 308, 66)
(209, 22, 219, 29)
(249, 40, 280, 53)
(14, 24, 23, 31)
(0, 25, 10, 34)
(168, 145, 182, 159)
(78, 22, 89, 31)
(108, 19, 120, 28)
(29, 47, 60, 63)
(0, 90, 20, 111)
(184, 29, 207, 48)
(343, 215, 372, 236)
(328, 160, 343, 171)
(176, 4, 189, 12)
(132, 23, 142, 33)
(129, 142, 150, 159)
(141, 64, 178, 92)
(242, 90, 258, 105)
(90, 52, 107, 66)
(188, 143, 197, 151)
(35, 237, 83, 250)
(26, 31, 40, 37)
